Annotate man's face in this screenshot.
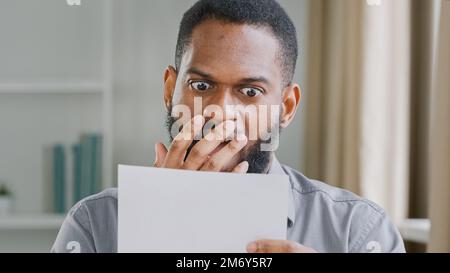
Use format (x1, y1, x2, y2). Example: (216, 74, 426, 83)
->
(164, 19, 298, 173)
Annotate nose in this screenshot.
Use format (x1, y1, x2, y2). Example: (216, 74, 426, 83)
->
(203, 88, 237, 122)
(212, 88, 235, 110)
(202, 89, 244, 140)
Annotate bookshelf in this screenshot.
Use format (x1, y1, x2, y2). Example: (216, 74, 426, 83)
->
(0, 82, 104, 94)
(0, 0, 114, 227)
(0, 214, 65, 230)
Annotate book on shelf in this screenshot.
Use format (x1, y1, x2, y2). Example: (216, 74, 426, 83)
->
(73, 133, 103, 203)
(72, 143, 82, 206)
(52, 145, 66, 214)
(52, 133, 102, 213)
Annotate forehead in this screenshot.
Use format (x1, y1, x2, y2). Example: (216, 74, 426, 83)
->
(180, 20, 282, 84)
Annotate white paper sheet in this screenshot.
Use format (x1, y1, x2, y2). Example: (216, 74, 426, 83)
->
(118, 165, 290, 253)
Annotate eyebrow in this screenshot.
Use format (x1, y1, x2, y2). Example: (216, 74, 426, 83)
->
(238, 76, 270, 85)
(186, 67, 270, 86)
(186, 67, 213, 80)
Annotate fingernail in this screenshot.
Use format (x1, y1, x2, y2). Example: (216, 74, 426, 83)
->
(237, 134, 248, 143)
(242, 161, 249, 169)
(241, 161, 249, 173)
(246, 242, 258, 253)
(236, 139, 247, 151)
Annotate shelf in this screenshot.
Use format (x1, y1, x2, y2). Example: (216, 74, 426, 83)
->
(0, 0, 115, 218)
(0, 214, 66, 230)
(398, 218, 430, 244)
(0, 82, 104, 94)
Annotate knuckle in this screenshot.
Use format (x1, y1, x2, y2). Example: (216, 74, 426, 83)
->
(188, 147, 202, 158)
(228, 140, 242, 152)
(170, 141, 184, 152)
(204, 158, 219, 170)
(184, 155, 204, 169)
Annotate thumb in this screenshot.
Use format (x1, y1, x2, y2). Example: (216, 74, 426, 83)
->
(153, 142, 168, 167)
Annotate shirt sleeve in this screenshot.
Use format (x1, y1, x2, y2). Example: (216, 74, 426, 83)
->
(350, 208, 406, 253)
(51, 202, 96, 253)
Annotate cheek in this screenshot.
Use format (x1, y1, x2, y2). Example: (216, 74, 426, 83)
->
(170, 86, 197, 119)
(172, 84, 189, 106)
(242, 104, 281, 140)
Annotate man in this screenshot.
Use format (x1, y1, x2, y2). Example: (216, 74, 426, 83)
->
(52, 0, 405, 253)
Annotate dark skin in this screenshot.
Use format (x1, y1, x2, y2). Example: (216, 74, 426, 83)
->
(153, 19, 316, 253)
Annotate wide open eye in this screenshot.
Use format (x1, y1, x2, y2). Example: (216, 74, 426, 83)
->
(190, 81, 213, 92)
(239, 87, 263, 98)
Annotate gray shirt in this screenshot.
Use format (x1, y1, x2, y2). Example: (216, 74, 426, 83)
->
(51, 158, 405, 253)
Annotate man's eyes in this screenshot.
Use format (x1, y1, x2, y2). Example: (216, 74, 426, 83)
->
(238, 87, 263, 98)
(190, 81, 213, 92)
(189, 81, 264, 98)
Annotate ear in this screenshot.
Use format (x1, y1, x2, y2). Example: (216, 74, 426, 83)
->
(163, 66, 178, 111)
(280, 84, 301, 129)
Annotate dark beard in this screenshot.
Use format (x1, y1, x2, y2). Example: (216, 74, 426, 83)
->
(245, 141, 272, 174)
(165, 109, 273, 174)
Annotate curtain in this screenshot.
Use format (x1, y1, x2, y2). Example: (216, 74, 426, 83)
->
(359, 0, 411, 225)
(427, 0, 450, 253)
(304, 0, 411, 224)
(304, 0, 363, 195)
(305, 0, 450, 251)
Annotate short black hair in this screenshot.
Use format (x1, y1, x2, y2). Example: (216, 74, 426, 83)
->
(175, 0, 298, 86)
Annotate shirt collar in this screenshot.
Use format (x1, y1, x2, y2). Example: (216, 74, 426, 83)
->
(268, 156, 296, 227)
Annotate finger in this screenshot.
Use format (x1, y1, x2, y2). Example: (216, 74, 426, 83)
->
(164, 115, 204, 168)
(231, 161, 249, 173)
(246, 240, 287, 253)
(246, 240, 312, 253)
(182, 120, 236, 170)
(201, 135, 248, 172)
(153, 142, 168, 167)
